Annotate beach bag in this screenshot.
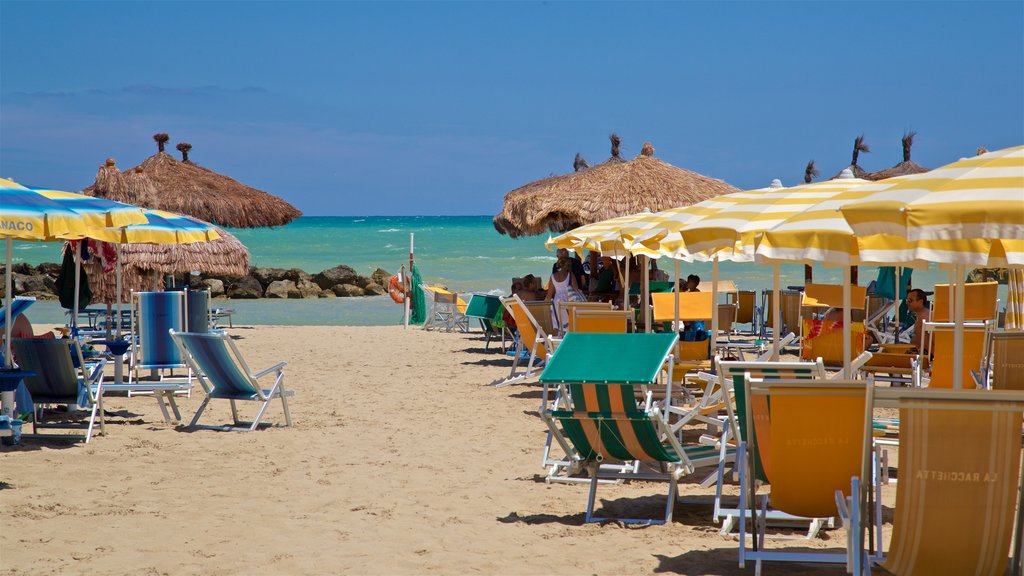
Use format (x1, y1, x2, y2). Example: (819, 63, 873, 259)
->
(567, 287, 587, 303)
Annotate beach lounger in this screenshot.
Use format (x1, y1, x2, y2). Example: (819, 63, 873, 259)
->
(921, 321, 991, 388)
(130, 291, 189, 384)
(537, 332, 680, 483)
(540, 333, 724, 521)
(463, 293, 506, 350)
(859, 388, 1024, 575)
(738, 377, 876, 575)
(170, 330, 294, 431)
(495, 296, 558, 386)
(711, 357, 832, 538)
(12, 338, 108, 443)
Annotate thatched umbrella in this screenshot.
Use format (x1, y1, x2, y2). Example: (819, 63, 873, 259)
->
(864, 132, 930, 180)
(114, 134, 301, 228)
(493, 135, 740, 238)
(831, 135, 873, 179)
(82, 160, 250, 303)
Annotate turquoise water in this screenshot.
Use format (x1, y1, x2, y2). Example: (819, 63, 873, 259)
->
(9, 216, 978, 325)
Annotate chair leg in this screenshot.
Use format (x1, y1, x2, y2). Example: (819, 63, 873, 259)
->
(250, 399, 272, 431)
(280, 392, 293, 427)
(584, 463, 601, 523)
(154, 391, 173, 424)
(230, 399, 240, 425)
(190, 397, 212, 427)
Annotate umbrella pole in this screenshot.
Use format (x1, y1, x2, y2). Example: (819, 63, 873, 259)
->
(712, 256, 720, 345)
(953, 264, 966, 389)
(73, 242, 81, 335)
(2, 239, 14, 418)
(894, 266, 900, 341)
(673, 259, 680, 334)
(843, 266, 852, 378)
(623, 257, 631, 317)
(115, 244, 123, 339)
(642, 255, 650, 333)
(407, 233, 414, 330)
(772, 264, 780, 361)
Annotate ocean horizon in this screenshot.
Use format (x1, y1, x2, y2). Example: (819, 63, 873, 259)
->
(11, 215, 981, 326)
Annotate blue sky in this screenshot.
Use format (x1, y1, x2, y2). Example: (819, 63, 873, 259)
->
(2, 1, 1022, 217)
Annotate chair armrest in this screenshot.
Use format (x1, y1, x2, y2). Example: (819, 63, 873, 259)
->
(253, 361, 288, 379)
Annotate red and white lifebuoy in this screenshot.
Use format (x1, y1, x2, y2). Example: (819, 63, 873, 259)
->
(388, 274, 406, 304)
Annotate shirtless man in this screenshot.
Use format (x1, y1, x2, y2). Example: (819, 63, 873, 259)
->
(905, 288, 931, 352)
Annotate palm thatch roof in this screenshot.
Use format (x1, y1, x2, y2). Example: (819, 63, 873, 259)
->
(111, 135, 302, 228)
(82, 161, 251, 303)
(831, 135, 873, 179)
(864, 132, 930, 180)
(493, 136, 740, 238)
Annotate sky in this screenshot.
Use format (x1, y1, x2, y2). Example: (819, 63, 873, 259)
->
(2, 1, 1022, 217)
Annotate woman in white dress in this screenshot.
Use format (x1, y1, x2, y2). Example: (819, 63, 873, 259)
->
(546, 253, 581, 333)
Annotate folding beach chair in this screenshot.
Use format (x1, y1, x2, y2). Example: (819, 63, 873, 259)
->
(738, 377, 877, 576)
(985, 330, 1024, 390)
(463, 293, 506, 350)
(857, 347, 921, 387)
(495, 296, 558, 386)
(184, 288, 212, 333)
(572, 308, 630, 334)
(651, 291, 714, 378)
(12, 338, 108, 443)
(130, 291, 189, 384)
(859, 388, 1024, 576)
(541, 333, 726, 522)
(558, 301, 612, 334)
(711, 357, 831, 538)
(921, 321, 991, 388)
(420, 285, 466, 332)
(728, 290, 757, 333)
(931, 281, 1000, 322)
(537, 332, 680, 483)
(170, 330, 294, 431)
(760, 289, 802, 340)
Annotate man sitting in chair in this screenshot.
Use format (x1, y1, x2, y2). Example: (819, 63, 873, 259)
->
(872, 288, 931, 353)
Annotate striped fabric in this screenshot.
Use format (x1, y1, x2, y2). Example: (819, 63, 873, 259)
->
(175, 333, 260, 400)
(1006, 269, 1024, 330)
(0, 178, 92, 240)
(840, 146, 1024, 266)
(11, 338, 80, 403)
(26, 185, 149, 230)
(552, 412, 681, 463)
(568, 382, 645, 415)
(546, 210, 668, 259)
(88, 208, 221, 245)
(137, 292, 185, 369)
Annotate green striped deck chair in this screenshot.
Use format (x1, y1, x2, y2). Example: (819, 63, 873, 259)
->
(130, 291, 188, 384)
(538, 332, 677, 482)
(170, 330, 294, 431)
(713, 357, 831, 538)
(738, 378, 877, 575)
(12, 338, 108, 443)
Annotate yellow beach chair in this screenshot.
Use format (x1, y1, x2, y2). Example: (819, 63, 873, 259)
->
(800, 283, 868, 369)
(861, 388, 1024, 575)
(922, 321, 990, 388)
(572, 308, 630, 333)
(931, 281, 999, 322)
(558, 301, 612, 333)
(651, 291, 715, 377)
(495, 296, 559, 386)
(986, 330, 1024, 390)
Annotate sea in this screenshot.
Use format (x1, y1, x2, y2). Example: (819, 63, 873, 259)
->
(9, 215, 977, 326)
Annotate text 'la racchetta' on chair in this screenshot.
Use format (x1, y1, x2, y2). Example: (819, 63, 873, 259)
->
(170, 330, 294, 431)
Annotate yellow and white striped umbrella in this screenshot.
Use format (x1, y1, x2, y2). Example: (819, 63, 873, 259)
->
(841, 145, 1024, 243)
(652, 172, 868, 261)
(546, 210, 666, 258)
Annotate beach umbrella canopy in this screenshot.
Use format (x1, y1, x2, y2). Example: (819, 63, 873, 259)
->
(92, 135, 302, 229)
(493, 137, 739, 238)
(0, 177, 134, 240)
(1007, 269, 1024, 330)
(545, 210, 669, 259)
(841, 145, 1024, 245)
(864, 132, 931, 181)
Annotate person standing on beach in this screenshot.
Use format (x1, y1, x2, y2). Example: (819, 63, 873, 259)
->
(546, 253, 581, 332)
(552, 248, 586, 296)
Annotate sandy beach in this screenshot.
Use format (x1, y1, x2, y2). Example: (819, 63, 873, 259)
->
(0, 323, 900, 576)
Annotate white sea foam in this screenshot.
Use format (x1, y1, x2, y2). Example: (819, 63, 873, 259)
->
(353, 219, 365, 223)
(378, 228, 400, 232)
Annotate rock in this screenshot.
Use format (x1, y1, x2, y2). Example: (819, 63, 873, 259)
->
(370, 267, 392, 287)
(296, 279, 321, 298)
(318, 290, 336, 298)
(36, 262, 60, 277)
(331, 283, 365, 297)
(284, 268, 313, 284)
(11, 274, 27, 294)
(201, 278, 225, 297)
(362, 282, 386, 296)
(19, 274, 50, 294)
(265, 279, 297, 299)
(227, 276, 263, 299)
(314, 265, 358, 290)
(12, 263, 31, 275)
(250, 267, 289, 289)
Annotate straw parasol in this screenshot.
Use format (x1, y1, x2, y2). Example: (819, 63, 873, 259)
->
(493, 135, 740, 238)
(82, 160, 251, 303)
(111, 134, 301, 228)
(831, 135, 872, 179)
(865, 132, 930, 180)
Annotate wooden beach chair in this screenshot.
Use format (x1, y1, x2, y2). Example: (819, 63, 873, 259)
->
(170, 330, 294, 431)
(12, 338, 108, 443)
(711, 357, 831, 538)
(738, 377, 876, 575)
(860, 388, 1024, 575)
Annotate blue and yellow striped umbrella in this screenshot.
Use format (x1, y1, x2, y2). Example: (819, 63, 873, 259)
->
(22, 183, 149, 232)
(89, 208, 221, 245)
(0, 177, 93, 240)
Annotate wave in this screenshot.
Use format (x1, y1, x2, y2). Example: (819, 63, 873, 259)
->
(378, 228, 401, 232)
(525, 255, 554, 261)
(353, 219, 365, 223)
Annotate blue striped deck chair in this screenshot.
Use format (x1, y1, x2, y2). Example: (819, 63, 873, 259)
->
(130, 291, 188, 384)
(12, 338, 107, 443)
(185, 288, 211, 333)
(170, 330, 294, 431)
(737, 377, 878, 576)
